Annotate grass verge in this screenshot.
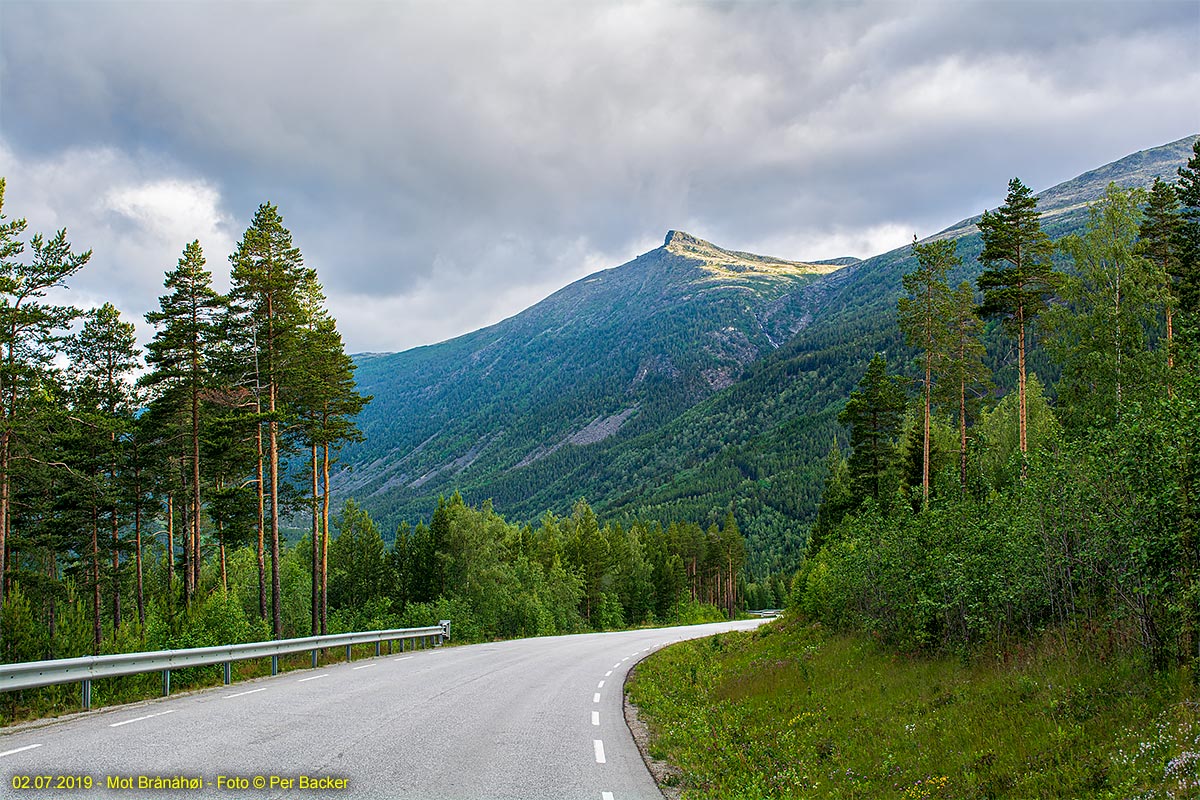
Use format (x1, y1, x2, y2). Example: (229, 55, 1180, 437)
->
(625, 615, 1198, 799)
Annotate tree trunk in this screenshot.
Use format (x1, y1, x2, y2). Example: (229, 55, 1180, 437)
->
(256, 409, 267, 621)
(91, 504, 101, 653)
(311, 443, 319, 636)
(923, 348, 931, 506)
(959, 369, 968, 490)
(1017, 303, 1028, 480)
(111, 503, 121, 631)
(166, 492, 175, 595)
(269, 391, 282, 639)
(135, 479, 144, 628)
(1166, 304, 1174, 398)
(321, 441, 331, 635)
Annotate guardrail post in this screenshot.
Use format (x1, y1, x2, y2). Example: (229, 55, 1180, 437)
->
(345, 644, 352, 662)
(375, 642, 381, 657)
(311, 649, 318, 668)
(399, 639, 405, 652)
(224, 663, 232, 685)
(82, 679, 91, 711)
(271, 655, 278, 676)
(162, 669, 170, 697)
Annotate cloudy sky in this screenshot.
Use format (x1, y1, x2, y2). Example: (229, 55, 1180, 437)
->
(1, 1, 1197, 354)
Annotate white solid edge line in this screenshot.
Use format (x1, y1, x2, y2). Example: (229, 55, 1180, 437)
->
(592, 711, 600, 726)
(393, 656, 414, 662)
(225, 687, 268, 699)
(351, 664, 376, 670)
(0, 744, 42, 757)
(297, 674, 328, 683)
(594, 739, 606, 764)
(602, 793, 615, 800)
(110, 709, 176, 728)
(593, 692, 601, 703)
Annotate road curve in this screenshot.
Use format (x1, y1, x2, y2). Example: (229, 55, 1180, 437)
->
(1, 619, 765, 799)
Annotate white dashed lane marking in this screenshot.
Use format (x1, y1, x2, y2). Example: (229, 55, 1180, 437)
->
(225, 688, 267, 699)
(597, 680, 604, 688)
(593, 739, 606, 764)
(351, 664, 376, 671)
(593, 693, 601, 703)
(602, 793, 614, 800)
(110, 710, 175, 728)
(0, 744, 42, 757)
(592, 711, 600, 726)
(297, 674, 328, 683)
(604, 670, 612, 677)
(393, 656, 414, 662)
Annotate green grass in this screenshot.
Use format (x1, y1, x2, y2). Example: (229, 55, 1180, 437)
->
(626, 616, 1199, 799)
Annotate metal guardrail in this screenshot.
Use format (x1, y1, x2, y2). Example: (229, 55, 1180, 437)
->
(747, 609, 782, 618)
(0, 621, 450, 711)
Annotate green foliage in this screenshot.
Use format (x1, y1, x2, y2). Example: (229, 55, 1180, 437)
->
(1049, 184, 1163, 432)
(971, 376, 1061, 491)
(628, 618, 1197, 799)
(838, 353, 908, 511)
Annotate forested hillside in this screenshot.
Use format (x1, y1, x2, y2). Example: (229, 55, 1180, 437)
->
(628, 142, 1200, 799)
(338, 231, 842, 528)
(343, 135, 1199, 578)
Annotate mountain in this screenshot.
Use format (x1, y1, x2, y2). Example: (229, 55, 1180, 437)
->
(339, 230, 843, 526)
(338, 134, 1198, 574)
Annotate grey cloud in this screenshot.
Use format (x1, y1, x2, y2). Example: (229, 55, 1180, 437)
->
(1, 0, 1196, 352)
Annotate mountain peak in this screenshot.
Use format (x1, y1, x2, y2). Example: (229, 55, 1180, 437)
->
(663, 229, 706, 248)
(661, 229, 842, 278)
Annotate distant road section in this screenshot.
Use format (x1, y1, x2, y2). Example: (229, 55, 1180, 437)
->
(1, 620, 765, 799)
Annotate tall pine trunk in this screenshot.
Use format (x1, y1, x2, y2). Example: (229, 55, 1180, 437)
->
(191, 342, 203, 601)
(134, 478, 144, 628)
(91, 504, 101, 652)
(1017, 303, 1028, 480)
(256, 405, 266, 621)
(166, 493, 175, 595)
(321, 441, 331, 635)
(310, 443, 319, 636)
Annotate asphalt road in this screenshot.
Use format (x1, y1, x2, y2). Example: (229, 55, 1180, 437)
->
(0, 619, 765, 800)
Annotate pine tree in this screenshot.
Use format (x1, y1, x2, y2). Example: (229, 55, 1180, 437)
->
(898, 236, 957, 507)
(932, 282, 991, 489)
(65, 303, 140, 647)
(0, 179, 90, 611)
(977, 177, 1058, 474)
(229, 203, 307, 638)
(290, 273, 369, 634)
(143, 240, 225, 604)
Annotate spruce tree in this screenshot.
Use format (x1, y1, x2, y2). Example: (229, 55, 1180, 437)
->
(977, 177, 1058, 474)
(1175, 140, 1200, 321)
(838, 354, 907, 509)
(1138, 178, 1183, 382)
